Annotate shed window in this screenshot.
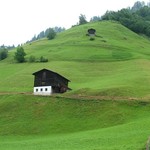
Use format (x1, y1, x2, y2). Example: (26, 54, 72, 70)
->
(45, 88, 48, 91)
(36, 89, 38, 92)
(41, 88, 43, 91)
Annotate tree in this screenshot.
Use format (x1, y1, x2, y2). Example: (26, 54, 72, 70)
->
(79, 14, 88, 25)
(0, 48, 8, 60)
(131, 1, 145, 12)
(147, 1, 150, 7)
(90, 16, 101, 22)
(39, 31, 45, 38)
(31, 35, 37, 42)
(14, 46, 26, 63)
(54, 26, 65, 32)
(47, 28, 56, 40)
(137, 6, 150, 20)
(101, 11, 117, 20)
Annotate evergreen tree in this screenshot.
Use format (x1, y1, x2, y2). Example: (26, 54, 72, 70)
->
(0, 48, 8, 60)
(31, 35, 37, 42)
(137, 6, 150, 20)
(131, 1, 145, 12)
(45, 28, 50, 37)
(90, 16, 101, 22)
(54, 26, 65, 32)
(47, 28, 56, 40)
(79, 14, 88, 25)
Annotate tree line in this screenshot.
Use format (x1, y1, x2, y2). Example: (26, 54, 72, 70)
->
(27, 26, 65, 43)
(14, 46, 48, 63)
(101, 1, 150, 37)
(73, 1, 150, 38)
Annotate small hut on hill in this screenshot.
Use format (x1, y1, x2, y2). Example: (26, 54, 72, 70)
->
(87, 28, 96, 37)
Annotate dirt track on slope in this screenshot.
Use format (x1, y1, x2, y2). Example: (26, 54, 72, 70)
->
(0, 92, 33, 95)
(0, 92, 150, 102)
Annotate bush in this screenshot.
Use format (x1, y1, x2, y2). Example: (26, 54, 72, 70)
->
(14, 46, 26, 63)
(40, 56, 48, 62)
(0, 49, 8, 60)
(90, 37, 95, 41)
(29, 55, 36, 62)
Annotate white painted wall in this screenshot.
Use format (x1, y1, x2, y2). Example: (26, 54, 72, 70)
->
(33, 86, 52, 96)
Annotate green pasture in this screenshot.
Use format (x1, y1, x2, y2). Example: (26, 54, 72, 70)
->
(1, 21, 150, 98)
(1, 21, 150, 149)
(0, 95, 150, 150)
(1, 59, 150, 98)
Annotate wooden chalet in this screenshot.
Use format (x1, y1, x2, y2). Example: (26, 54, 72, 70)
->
(32, 69, 71, 95)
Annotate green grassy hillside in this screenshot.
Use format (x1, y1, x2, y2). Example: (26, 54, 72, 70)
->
(23, 21, 150, 62)
(1, 21, 150, 98)
(1, 21, 150, 149)
(0, 95, 150, 150)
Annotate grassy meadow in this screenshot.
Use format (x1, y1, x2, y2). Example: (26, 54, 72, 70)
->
(0, 21, 150, 149)
(0, 95, 150, 150)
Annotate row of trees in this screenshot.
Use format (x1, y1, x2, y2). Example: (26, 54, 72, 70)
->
(101, 1, 150, 37)
(0, 45, 15, 50)
(72, 1, 150, 38)
(27, 26, 65, 43)
(14, 46, 48, 63)
(72, 14, 101, 27)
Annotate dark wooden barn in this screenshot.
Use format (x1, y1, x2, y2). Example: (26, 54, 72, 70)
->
(32, 69, 71, 95)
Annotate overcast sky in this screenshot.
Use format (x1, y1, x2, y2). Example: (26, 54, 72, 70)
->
(0, 0, 149, 46)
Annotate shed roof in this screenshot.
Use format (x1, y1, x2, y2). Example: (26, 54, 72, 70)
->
(32, 68, 70, 82)
(88, 28, 96, 34)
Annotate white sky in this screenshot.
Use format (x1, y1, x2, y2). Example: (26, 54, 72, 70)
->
(0, 0, 149, 46)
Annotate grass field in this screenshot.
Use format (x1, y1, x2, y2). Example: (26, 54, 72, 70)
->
(0, 95, 150, 150)
(1, 21, 150, 149)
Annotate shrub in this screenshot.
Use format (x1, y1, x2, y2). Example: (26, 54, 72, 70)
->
(29, 55, 36, 62)
(0, 49, 8, 60)
(14, 46, 26, 63)
(90, 37, 95, 41)
(40, 56, 48, 62)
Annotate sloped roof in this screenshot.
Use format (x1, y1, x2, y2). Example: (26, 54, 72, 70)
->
(88, 28, 96, 34)
(32, 68, 70, 82)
